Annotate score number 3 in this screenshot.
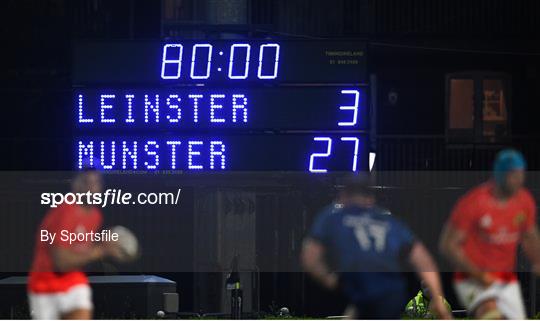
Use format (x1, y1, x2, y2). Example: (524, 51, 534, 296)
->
(309, 89, 362, 173)
(338, 89, 360, 127)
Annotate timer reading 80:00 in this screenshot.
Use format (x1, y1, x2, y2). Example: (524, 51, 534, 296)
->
(161, 43, 280, 81)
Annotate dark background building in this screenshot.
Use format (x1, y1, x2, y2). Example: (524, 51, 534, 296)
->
(1, 0, 539, 317)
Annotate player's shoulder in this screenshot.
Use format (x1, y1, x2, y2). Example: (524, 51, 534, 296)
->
(45, 203, 71, 217)
(337, 204, 389, 218)
(458, 181, 492, 204)
(82, 205, 104, 224)
(42, 203, 75, 229)
(345, 205, 394, 217)
(318, 203, 344, 216)
(313, 203, 342, 223)
(469, 182, 492, 197)
(48, 203, 101, 219)
(357, 206, 405, 226)
(516, 187, 536, 205)
(366, 206, 396, 221)
(379, 210, 411, 231)
(370, 208, 415, 242)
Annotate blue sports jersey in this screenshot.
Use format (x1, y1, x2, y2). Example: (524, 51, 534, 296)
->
(309, 203, 415, 304)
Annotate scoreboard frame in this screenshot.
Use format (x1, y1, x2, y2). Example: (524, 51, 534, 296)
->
(72, 40, 370, 172)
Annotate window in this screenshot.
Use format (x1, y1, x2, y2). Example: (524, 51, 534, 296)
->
(482, 79, 507, 137)
(449, 79, 474, 129)
(446, 72, 510, 141)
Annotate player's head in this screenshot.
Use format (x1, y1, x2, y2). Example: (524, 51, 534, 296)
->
(338, 174, 375, 207)
(72, 157, 103, 194)
(493, 149, 526, 196)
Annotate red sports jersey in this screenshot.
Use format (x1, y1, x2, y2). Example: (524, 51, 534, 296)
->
(450, 181, 536, 280)
(28, 203, 102, 293)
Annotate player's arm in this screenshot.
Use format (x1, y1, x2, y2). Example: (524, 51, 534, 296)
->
(521, 226, 540, 274)
(52, 237, 131, 271)
(51, 245, 107, 272)
(520, 193, 540, 274)
(408, 241, 452, 319)
(439, 224, 492, 285)
(439, 194, 494, 286)
(301, 238, 338, 290)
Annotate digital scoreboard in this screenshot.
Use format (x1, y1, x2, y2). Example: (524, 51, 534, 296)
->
(73, 40, 369, 172)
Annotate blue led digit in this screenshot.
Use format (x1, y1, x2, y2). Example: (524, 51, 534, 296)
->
(232, 94, 248, 123)
(166, 94, 181, 123)
(161, 44, 183, 79)
(100, 94, 116, 123)
(210, 94, 225, 123)
(144, 141, 159, 170)
(228, 44, 251, 79)
(144, 94, 160, 123)
(100, 141, 116, 170)
(257, 44, 280, 79)
(122, 141, 138, 169)
(340, 137, 359, 171)
(210, 141, 226, 170)
(78, 94, 93, 123)
(125, 94, 135, 123)
(188, 94, 203, 123)
(338, 90, 360, 127)
(188, 141, 203, 169)
(190, 44, 213, 79)
(309, 137, 332, 173)
(78, 141, 94, 169)
(166, 141, 182, 169)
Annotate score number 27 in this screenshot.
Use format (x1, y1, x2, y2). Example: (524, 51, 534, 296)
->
(309, 89, 362, 173)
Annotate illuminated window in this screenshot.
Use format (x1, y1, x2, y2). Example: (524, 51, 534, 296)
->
(449, 79, 474, 129)
(482, 79, 507, 137)
(446, 72, 510, 141)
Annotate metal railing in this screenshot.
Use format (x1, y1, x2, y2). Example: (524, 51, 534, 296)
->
(375, 135, 540, 170)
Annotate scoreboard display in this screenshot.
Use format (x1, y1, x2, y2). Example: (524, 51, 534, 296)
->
(73, 40, 369, 172)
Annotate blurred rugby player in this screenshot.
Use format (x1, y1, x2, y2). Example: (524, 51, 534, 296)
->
(440, 149, 540, 319)
(28, 167, 125, 319)
(301, 176, 450, 319)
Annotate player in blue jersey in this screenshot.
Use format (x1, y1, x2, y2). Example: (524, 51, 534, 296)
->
(301, 176, 451, 319)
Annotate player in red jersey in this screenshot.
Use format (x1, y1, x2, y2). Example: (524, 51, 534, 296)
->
(28, 168, 125, 319)
(440, 149, 540, 319)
